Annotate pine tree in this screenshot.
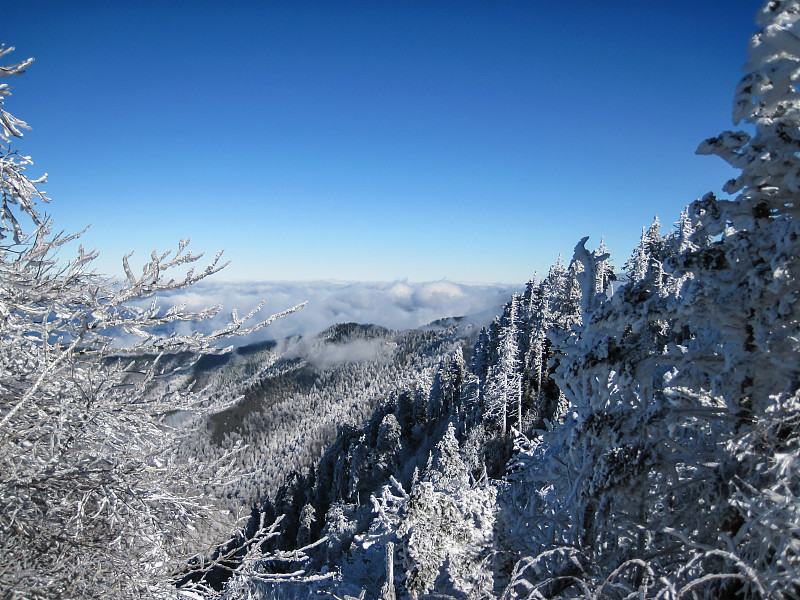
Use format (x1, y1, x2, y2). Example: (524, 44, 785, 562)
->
(428, 348, 465, 423)
(398, 423, 496, 598)
(484, 295, 523, 436)
(296, 503, 316, 548)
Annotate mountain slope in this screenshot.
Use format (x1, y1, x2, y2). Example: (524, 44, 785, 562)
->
(178, 320, 482, 510)
(191, 4, 800, 599)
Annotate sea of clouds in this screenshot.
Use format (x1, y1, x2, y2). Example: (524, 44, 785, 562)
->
(153, 279, 518, 346)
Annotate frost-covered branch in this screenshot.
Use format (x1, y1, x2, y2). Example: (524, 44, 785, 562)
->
(0, 45, 306, 600)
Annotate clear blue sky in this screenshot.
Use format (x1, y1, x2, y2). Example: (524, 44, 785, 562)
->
(5, 1, 761, 284)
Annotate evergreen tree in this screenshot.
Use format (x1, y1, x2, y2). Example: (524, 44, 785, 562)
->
(470, 326, 492, 391)
(398, 423, 496, 598)
(484, 296, 523, 437)
(428, 348, 465, 423)
(296, 503, 316, 548)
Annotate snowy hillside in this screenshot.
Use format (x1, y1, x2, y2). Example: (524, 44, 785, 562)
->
(177, 319, 483, 509)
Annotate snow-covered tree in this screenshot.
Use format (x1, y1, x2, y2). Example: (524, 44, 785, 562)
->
(624, 217, 665, 286)
(428, 347, 465, 423)
(398, 424, 496, 598)
(485, 295, 523, 437)
(0, 46, 303, 599)
(296, 503, 316, 548)
(499, 2, 800, 597)
(572, 236, 614, 314)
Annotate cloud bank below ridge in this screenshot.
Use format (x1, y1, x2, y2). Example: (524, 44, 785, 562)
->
(157, 279, 518, 345)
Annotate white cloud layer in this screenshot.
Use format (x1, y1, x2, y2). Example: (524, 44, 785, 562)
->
(154, 279, 517, 345)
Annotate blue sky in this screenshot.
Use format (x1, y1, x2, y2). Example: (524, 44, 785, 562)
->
(6, 1, 761, 284)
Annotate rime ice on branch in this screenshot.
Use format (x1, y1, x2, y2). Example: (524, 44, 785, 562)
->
(0, 44, 305, 599)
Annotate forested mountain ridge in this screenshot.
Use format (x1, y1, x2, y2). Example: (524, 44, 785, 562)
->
(201, 3, 800, 598)
(176, 319, 481, 509)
